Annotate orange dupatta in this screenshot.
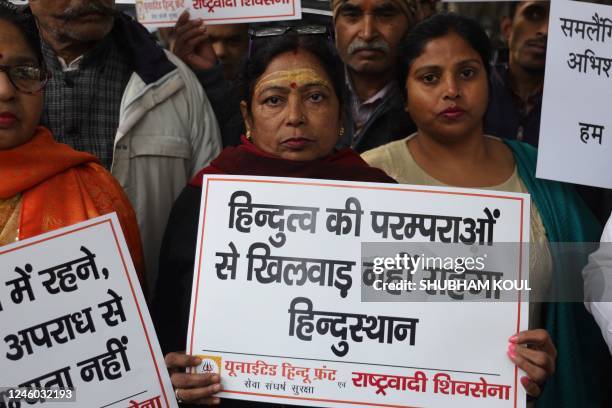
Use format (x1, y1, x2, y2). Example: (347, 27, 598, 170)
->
(0, 127, 145, 287)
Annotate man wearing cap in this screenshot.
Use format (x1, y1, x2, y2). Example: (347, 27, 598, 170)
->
(332, 0, 417, 152)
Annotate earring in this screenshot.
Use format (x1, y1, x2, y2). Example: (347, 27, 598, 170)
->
(246, 129, 252, 141)
(338, 127, 345, 137)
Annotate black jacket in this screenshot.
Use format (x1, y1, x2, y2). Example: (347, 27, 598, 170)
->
(336, 81, 416, 153)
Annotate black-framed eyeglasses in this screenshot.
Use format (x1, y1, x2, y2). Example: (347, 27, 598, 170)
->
(0, 64, 50, 94)
(247, 25, 333, 59)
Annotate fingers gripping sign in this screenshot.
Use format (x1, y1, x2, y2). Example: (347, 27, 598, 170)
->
(507, 329, 557, 398)
(165, 352, 223, 405)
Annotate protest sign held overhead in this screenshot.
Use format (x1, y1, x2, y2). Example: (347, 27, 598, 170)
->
(0, 215, 177, 408)
(537, 0, 612, 188)
(187, 175, 531, 407)
(135, 0, 302, 27)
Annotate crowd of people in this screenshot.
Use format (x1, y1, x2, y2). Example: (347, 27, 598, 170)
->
(1, 0, 611, 406)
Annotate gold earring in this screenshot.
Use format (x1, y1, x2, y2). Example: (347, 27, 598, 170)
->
(338, 127, 345, 137)
(246, 129, 252, 141)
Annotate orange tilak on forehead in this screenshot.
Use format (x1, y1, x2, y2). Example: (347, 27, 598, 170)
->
(254, 69, 331, 94)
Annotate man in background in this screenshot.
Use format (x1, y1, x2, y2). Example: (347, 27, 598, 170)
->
(484, 1, 549, 146)
(29, 0, 222, 295)
(205, 24, 249, 80)
(332, 0, 417, 152)
(171, 12, 249, 147)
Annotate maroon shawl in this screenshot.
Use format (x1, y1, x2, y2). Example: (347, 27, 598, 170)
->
(190, 137, 396, 187)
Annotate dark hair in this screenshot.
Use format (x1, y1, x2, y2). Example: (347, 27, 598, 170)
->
(237, 34, 344, 114)
(398, 13, 492, 94)
(0, 1, 44, 66)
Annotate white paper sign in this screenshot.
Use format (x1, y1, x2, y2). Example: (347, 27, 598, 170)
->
(187, 175, 530, 407)
(0, 214, 177, 408)
(135, 0, 302, 27)
(537, 0, 612, 188)
(134, 0, 186, 27)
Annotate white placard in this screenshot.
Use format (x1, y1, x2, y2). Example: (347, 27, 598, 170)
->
(0, 214, 177, 408)
(134, 0, 185, 27)
(537, 0, 612, 188)
(187, 175, 530, 407)
(134, 0, 301, 27)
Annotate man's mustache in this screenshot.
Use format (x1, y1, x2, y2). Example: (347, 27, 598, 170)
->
(61, 1, 117, 20)
(347, 38, 391, 54)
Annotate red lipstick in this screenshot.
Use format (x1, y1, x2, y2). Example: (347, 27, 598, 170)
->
(0, 112, 17, 128)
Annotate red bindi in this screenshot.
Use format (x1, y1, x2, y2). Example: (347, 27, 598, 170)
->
(290, 82, 297, 89)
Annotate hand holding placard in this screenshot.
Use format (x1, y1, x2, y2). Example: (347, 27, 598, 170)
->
(165, 352, 222, 405)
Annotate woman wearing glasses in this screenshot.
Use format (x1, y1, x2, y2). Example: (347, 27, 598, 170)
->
(362, 13, 607, 407)
(154, 33, 395, 406)
(0, 4, 144, 283)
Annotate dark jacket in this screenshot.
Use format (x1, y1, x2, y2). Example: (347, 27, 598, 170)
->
(336, 81, 416, 153)
(196, 65, 244, 148)
(484, 64, 542, 147)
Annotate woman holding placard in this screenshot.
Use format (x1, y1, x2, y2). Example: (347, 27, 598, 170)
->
(362, 13, 606, 407)
(154, 32, 396, 406)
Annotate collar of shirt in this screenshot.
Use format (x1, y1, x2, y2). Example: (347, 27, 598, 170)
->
(41, 34, 115, 73)
(57, 55, 84, 72)
(346, 71, 395, 130)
